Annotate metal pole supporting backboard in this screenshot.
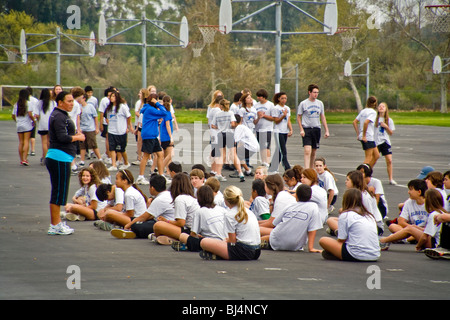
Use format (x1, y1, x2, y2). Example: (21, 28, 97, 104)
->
(220, 0, 337, 94)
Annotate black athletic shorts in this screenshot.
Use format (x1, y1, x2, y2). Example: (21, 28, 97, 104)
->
(302, 127, 321, 149)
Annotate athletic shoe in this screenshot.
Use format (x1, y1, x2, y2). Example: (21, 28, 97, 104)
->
(389, 180, 398, 185)
(148, 233, 157, 242)
(65, 213, 86, 221)
(90, 151, 96, 159)
(108, 166, 118, 172)
(48, 222, 74, 235)
(131, 160, 141, 165)
(199, 250, 220, 260)
(93, 220, 116, 231)
(326, 227, 338, 237)
(379, 240, 390, 251)
(424, 248, 450, 260)
(119, 163, 130, 170)
(328, 205, 335, 214)
(171, 240, 187, 251)
(260, 239, 271, 250)
(216, 175, 227, 182)
(229, 171, 241, 178)
(30, 151, 36, 156)
(240, 175, 245, 182)
(136, 176, 149, 185)
(78, 161, 85, 167)
(156, 235, 174, 245)
(111, 229, 136, 239)
(21, 160, 29, 166)
(244, 170, 254, 177)
(104, 158, 112, 165)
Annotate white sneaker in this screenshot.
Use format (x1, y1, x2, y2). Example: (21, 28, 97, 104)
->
(48, 222, 74, 235)
(147, 159, 153, 167)
(65, 213, 86, 221)
(216, 175, 227, 182)
(131, 160, 141, 165)
(119, 163, 130, 170)
(104, 158, 112, 165)
(136, 176, 149, 185)
(389, 180, 398, 185)
(108, 166, 118, 172)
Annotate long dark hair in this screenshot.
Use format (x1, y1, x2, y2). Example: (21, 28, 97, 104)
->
(16, 89, 30, 117)
(341, 188, 373, 219)
(40, 88, 52, 113)
(106, 91, 125, 114)
(116, 169, 148, 203)
(170, 173, 194, 202)
(264, 174, 285, 201)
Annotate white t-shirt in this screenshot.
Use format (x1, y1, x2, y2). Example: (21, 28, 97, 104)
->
(238, 106, 257, 132)
(68, 100, 81, 131)
(362, 190, 382, 223)
(107, 187, 125, 211)
(212, 110, 236, 133)
(224, 206, 260, 246)
(297, 98, 324, 128)
(87, 96, 98, 110)
(249, 196, 270, 220)
(214, 191, 226, 209)
(338, 210, 380, 261)
(375, 117, 395, 146)
(255, 100, 274, 132)
(80, 103, 98, 132)
(98, 96, 110, 125)
(37, 100, 56, 131)
(271, 104, 290, 134)
(191, 206, 228, 240)
(270, 201, 322, 251)
(356, 108, 377, 142)
(310, 185, 328, 224)
(317, 171, 339, 196)
(174, 194, 200, 229)
(367, 177, 388, 215)
(234, 124, 260, 153)
(424, 211, 442, 246)
(124, 186, 147, 218)
(271, 190, 297, 219)
(135, 100, 143, 128)
(400, 198, 428, 227)
(106, 103, 131, 135)
(12, 102, 34, 133)
(146, 190, 174, 221)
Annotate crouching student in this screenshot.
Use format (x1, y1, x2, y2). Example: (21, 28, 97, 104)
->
(199, 186, 261, 260)
(110, 174, 174, 239)
(171, 185, 228, 251)
(151, 173, 200, 245)
(95, 170, 147, 230)
(260, 184, 322, 252)
(319, 188, 381, 262)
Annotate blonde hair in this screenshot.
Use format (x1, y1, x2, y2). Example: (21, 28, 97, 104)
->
(223, 186, 248, 223)
(209, 90, 223, 107)
(219, 98, 230, 112)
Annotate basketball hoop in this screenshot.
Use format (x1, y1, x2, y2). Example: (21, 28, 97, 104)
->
(198, 25, 222, 44)
(80, 38, 95, 52)
(425, 5, 450, 33)
(3, 48, 18, 62)
(336, 27, 359, 51)
(98, 52, 110, 65)
(191, 41, 205, 58)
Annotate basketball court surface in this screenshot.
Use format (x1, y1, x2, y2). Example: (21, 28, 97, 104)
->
(0, 121, 449, 304)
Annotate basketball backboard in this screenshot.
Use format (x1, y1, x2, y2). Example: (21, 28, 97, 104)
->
(324, 1, 338, 35)
(98, 14, 107, 46)
(180, 16, 189, 48)
(344, 60, 352, 77)
(433, 55, 442, 74)
(219, 0, 233, 34)
(20, 29, 27, 64)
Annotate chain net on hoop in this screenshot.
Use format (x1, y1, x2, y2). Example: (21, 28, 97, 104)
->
(191, 41, 205, 58)
(426, 5, 450, 33)
(198, 26, 218, 44)
(3, 48, 18, 62)
(337, 27, 359, 51)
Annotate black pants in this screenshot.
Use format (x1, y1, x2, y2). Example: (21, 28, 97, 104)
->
(131, 220, 156, 238)
(46, 158, 71, 206)
(269, 133, 290, 172)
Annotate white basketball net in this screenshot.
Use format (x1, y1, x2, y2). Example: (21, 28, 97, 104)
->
(191, 42, 205, 58)
(4, 48, 17, 62)
(426, 6, 450, 33)
(198, 26, 217, 44)
(338, 28, 358, 51)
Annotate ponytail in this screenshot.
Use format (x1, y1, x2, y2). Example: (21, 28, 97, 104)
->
(224, 186, 248, 224)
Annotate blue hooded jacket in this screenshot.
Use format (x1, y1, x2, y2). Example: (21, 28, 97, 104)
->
(140, 101, 169, 139)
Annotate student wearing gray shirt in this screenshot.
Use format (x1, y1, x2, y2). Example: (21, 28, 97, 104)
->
(297, 84, 330, 169)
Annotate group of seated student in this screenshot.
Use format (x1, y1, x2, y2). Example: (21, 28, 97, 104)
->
(62, 157, 450, 261)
